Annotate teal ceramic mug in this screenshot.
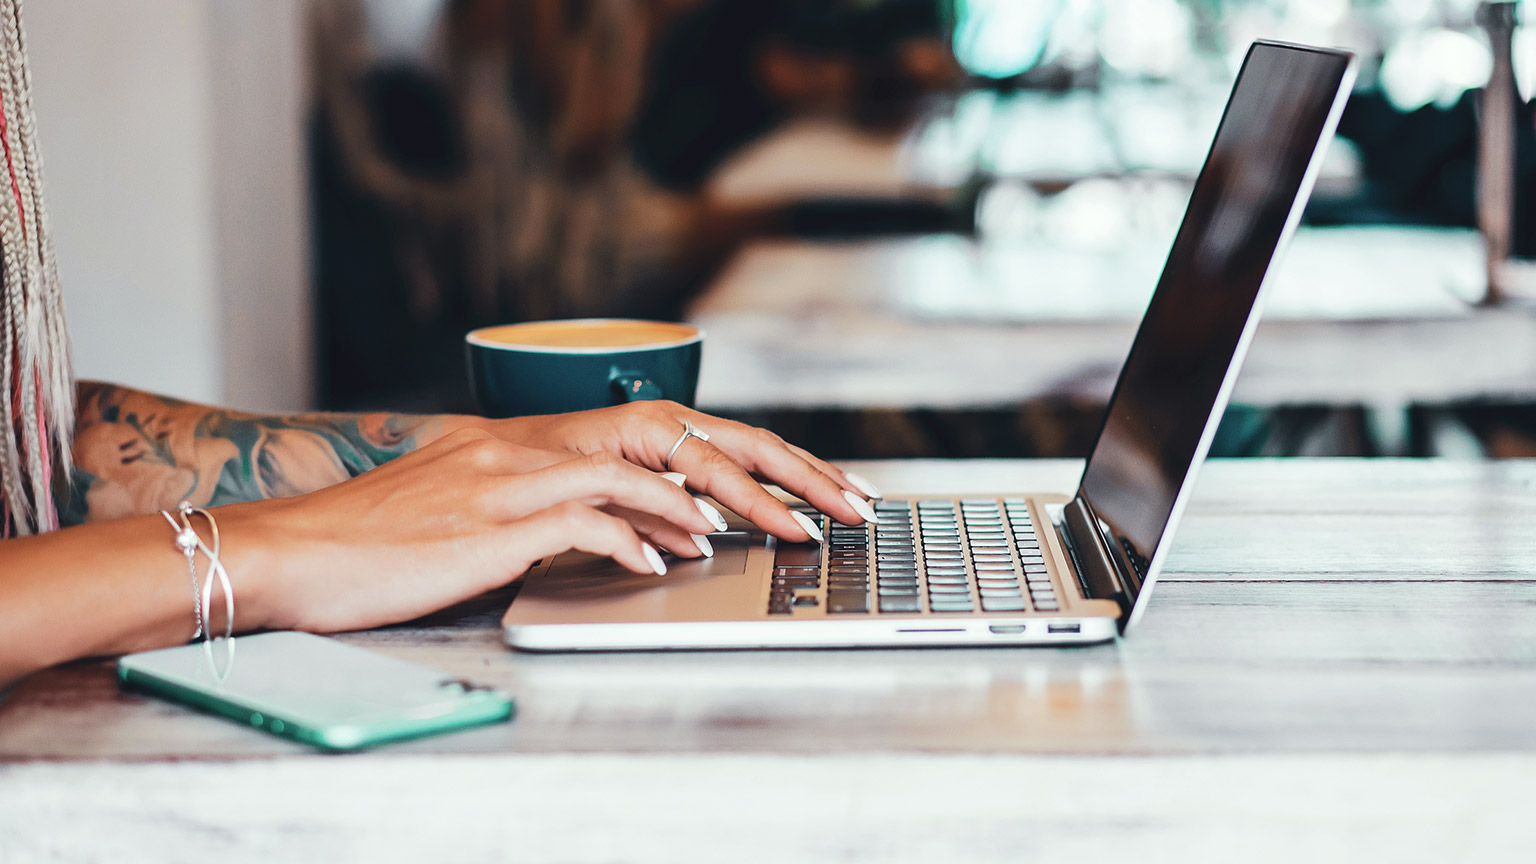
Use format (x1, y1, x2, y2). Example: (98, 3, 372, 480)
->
(466, 319, 703, 417)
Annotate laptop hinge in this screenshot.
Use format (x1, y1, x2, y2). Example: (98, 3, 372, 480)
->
(1062, 497, 1134, 623)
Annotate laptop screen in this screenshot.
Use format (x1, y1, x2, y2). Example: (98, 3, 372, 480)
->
(1075, 42, 1354, 624)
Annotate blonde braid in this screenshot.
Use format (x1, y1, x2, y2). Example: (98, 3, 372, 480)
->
(5, 0, 69, 506)
(0, 16, 32, 531)
(0, 0, 71, 535)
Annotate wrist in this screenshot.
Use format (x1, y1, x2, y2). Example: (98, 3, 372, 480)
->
(215, 499, 295, 633)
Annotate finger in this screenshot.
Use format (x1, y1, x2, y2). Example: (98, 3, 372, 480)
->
(664, 437, 827, 542)
(606, 505, 710, 558)
(668, 414, 869, 527)
(501, 500, 667, 576)
(480, 451, 719, 536)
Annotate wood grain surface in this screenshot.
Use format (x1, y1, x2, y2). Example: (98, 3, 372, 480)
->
(4, 459, 1535, 862)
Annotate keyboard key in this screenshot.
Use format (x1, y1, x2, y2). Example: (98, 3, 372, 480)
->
(930, 601, 975, 613)
(928, 583, 972, 594)
(981, 597, 1027, 612)
(879, 596, 922, 613)
(792, 595, 819, 607)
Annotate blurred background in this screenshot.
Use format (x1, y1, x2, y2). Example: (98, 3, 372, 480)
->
(25, 0, 1536, 460)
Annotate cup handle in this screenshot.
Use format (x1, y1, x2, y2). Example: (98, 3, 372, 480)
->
(611, 370, 664, 402)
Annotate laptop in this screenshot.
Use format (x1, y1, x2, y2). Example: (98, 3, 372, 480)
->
(503, 41, 1357, 650)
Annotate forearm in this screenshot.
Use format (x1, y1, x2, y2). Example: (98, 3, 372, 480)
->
(0, 502, 281, 686)
(65, 381, 479, 525)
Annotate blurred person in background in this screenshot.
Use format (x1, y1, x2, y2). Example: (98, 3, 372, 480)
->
(311, 0, 962, 411)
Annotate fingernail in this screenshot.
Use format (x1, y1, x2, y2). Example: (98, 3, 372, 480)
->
(691, 533, 714, 558)
(642, 542, 668, 575)
(843, 490, 880, 524)
(695, 498, 728, 532)
(662, 472, 687, 488)
(789, 510, 825, 544)
(845, 472, 883, 500)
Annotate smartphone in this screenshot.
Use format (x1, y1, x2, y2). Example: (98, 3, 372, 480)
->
(117, 631, 514, 751)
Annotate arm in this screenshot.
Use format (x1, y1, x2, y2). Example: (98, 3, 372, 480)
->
(67, 382, 879, 539)
(6, 391, 879, 686)
(1, 429, 719, 687)
(64, 381, 471, 524)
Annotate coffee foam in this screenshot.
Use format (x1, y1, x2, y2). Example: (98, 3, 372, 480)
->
(469, 319, 700, 351)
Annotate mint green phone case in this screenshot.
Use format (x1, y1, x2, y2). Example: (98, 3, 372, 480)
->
(117, 631, 514, 751)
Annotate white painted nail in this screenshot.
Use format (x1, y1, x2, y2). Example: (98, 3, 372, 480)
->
(695, 498, 728, 532)
(845, 472, 883, 500)
(691, 533, 715, 558)
(789, 510, 825, 544)
(642, 542, 668, 576)
(662, 472, 688, 488)
(843, 490, 880, 524)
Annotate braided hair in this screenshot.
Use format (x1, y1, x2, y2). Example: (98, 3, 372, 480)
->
(0, 0, 71, 536)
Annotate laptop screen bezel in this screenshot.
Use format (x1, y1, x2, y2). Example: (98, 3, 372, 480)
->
(1069, 41, 1358, 632)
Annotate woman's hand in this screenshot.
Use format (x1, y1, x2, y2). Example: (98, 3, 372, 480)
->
(479, 401, 883, 542)
(239, 427, 726, 634)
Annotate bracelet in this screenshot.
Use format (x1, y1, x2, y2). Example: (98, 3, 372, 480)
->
(160, 508, 205, 641)
(159, 502, 236, 675)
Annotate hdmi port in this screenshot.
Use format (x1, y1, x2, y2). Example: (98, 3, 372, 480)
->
(1047, 623, 1081, 634)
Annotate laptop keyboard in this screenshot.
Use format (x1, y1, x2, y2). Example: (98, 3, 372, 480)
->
(768, 498, 1061, 616)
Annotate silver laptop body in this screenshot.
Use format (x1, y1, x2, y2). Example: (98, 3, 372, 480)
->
(504, 41, 1358, 650)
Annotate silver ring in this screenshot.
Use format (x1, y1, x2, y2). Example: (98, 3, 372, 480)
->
(664, 421, 710, 470)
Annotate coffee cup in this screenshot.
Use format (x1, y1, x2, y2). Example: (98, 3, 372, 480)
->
(466, 318, 703, 417)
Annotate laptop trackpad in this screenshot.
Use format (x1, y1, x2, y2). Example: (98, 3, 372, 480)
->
(507, 531, 767, 624)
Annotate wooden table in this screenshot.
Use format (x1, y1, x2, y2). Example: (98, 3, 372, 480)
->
(4, 459, 1536, 862)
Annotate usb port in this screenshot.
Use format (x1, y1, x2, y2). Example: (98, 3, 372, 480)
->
(1047, 623, 1081, 634)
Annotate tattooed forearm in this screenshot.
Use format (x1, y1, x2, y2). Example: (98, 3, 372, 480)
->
(62, 382, 446, 525)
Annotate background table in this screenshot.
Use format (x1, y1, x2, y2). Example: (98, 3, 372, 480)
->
(690, 234, 1536, 458)
(4, 459, 1536, 862)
